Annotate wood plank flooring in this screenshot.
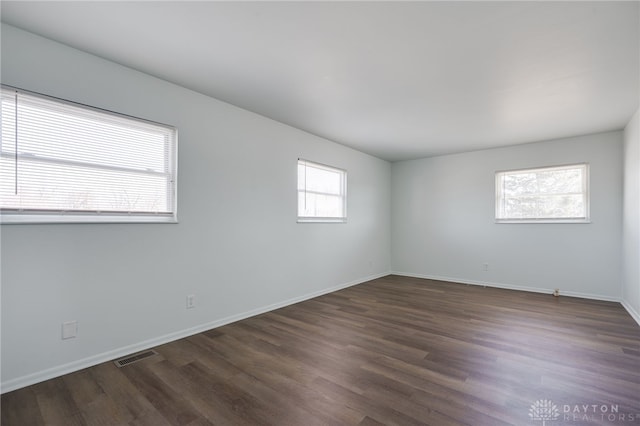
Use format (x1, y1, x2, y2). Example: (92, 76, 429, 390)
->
(2, 275, 639, 425)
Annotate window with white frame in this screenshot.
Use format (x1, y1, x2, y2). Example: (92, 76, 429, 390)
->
(0, 86, 177, 223)
(297, 159, 346, 222)
(495, 163, 589, 223)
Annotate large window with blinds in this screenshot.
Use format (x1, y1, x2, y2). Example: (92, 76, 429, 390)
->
(297, 159, 347, 223)
(0, 86, 177, 223)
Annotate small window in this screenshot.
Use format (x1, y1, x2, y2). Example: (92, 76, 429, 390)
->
(1, 86, 177, 224)
(297, 159, 346, 223)
(495, 163, 589, 223)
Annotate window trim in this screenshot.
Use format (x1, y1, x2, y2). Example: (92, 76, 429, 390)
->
(495, 163, 590, 224)
(297, 158, 347, 223)
(0, 85, 178, 224)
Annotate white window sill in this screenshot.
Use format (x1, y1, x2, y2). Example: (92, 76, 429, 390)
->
(495, 218, 591, 224)
(297, 218, 347, 224)
(1, 213, 178, 224)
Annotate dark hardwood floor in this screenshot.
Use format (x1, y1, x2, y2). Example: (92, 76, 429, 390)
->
(2, 275, 640, 426)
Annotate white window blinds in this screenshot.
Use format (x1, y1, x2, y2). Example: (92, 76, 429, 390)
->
(0, 86, 177, 223)
(297, 159, 346, 222)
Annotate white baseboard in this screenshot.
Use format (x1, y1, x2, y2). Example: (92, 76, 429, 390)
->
(390, 271, 622, 302)
(1, 271, 389, 394)
(621, 300, 640, 326)
(395, 270, 640, 327)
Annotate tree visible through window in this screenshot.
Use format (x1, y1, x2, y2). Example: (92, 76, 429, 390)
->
(495, 164, 589, 223)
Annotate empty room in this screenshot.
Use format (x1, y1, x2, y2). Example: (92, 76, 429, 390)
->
(1, 1, 639, 425)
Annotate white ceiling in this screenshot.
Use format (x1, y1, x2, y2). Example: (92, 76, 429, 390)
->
(1, 1, 638, 162)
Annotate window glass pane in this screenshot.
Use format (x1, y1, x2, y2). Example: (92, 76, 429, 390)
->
(536, 169, 582, 194)
(304, 166, 342, 195)
(502, 194, 584, 219)
(502, 169, 583, 197)
(1, 159, 169, 212)
(298, 192, 344, 218)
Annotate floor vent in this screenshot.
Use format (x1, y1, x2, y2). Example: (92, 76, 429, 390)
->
(114, 350, 158, 368)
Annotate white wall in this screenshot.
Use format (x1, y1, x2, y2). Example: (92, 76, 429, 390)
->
(623, 109, 640, 323)
(0, 24, 391, 392)
(391, 132, 623, 300)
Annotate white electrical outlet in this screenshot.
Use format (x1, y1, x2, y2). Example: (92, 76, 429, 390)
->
(62, 320, 77, 340)
(186, 294, 195, 309)
(483, 263, 489, 271)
